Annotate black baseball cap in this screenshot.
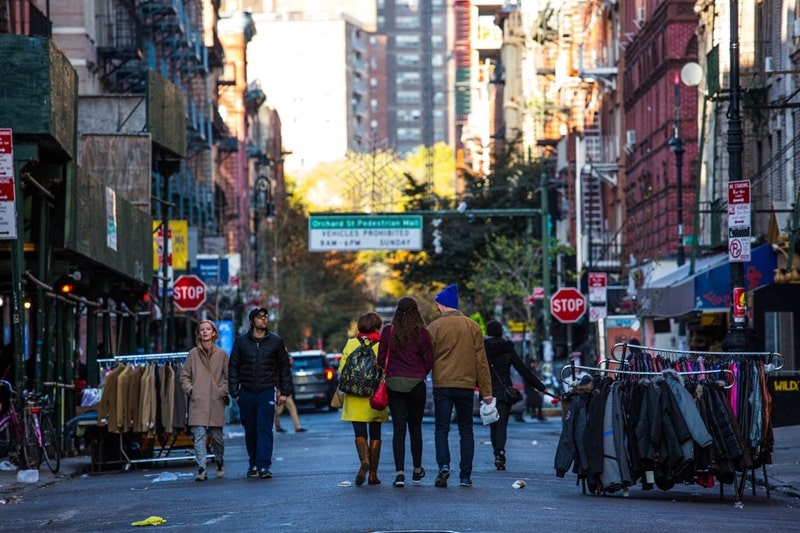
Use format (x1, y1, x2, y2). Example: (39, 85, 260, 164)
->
(249, 307, 269, 322)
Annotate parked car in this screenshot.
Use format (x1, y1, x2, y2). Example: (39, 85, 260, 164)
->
(326, 352, 342, 371)
(424, 375, 435, 417)
(289, 350, 338, 410)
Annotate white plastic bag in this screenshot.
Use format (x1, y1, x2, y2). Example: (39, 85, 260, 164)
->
(17, 469, 39, 483)
(479, 398, 499, 425)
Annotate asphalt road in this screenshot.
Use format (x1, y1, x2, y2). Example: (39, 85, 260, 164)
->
(0, 409, 797, 532)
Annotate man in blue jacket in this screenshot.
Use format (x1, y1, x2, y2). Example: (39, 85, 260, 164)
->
(229, 308, 294, 479)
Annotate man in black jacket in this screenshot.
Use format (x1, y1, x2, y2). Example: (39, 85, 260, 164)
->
(229, 308, 294, 479)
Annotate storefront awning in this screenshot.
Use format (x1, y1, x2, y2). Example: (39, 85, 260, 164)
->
(638, 244, 776, 318)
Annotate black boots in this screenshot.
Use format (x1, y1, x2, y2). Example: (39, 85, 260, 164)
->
(494, 450, 506, 471)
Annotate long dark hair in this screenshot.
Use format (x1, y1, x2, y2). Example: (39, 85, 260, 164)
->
(390, 297, 428, 350)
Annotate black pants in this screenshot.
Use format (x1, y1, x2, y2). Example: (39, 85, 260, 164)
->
(387, 381, 426, 472)
(489, 399, 512, 455)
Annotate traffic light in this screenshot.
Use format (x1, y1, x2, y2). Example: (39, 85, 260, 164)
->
(432, 218, 443, 254)
(54, 275, 76, 295)
(59, 281, 74, 294)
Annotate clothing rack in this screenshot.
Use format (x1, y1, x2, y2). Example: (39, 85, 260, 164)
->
(97, 351, 189, 364)
(555, 343, 783, 505)
(94, 352, 208, 471)
(608, 343, 785, 371)
(559, 360, 737, 389)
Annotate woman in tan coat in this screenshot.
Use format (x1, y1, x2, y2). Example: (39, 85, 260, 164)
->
(180, 320, 229, 481)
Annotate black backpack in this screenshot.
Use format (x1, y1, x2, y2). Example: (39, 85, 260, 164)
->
(338, 338, 383, 397)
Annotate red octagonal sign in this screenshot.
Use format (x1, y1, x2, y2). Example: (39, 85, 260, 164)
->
(550, 287, 586, 324)
(173, 274, 207, 311)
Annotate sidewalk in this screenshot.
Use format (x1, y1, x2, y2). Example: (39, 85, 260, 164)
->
(1, 424, 798, 502)
(760, 424, 800, 499)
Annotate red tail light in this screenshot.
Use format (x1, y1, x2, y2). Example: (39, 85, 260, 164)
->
(325, 368, 335, 381)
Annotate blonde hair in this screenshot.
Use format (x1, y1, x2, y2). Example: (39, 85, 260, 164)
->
(195, 320, 219, 344)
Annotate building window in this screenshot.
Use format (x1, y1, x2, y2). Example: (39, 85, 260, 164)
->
(397, 127, 421, 141)
(397, 16, 419, 29)
(397, 53, 420, 67)
(397, 71, 421, 85)
(397, 90, 421, 104)
(398, 109, 421, 122)
(396, 34, 421, 48)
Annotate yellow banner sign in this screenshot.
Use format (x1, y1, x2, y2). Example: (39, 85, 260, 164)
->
(153, 220, 188, 271)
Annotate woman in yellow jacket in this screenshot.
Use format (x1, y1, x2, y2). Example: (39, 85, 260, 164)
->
(339, 312, 388, 486)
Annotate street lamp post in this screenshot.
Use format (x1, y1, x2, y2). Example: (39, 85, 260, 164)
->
(669, 75, 687, 349)
(253, 173, 271, 282)
(669, 75, 686, 268)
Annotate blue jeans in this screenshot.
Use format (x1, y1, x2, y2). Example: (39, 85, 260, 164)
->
(433, 387, 475, 480)
(238, 390, 276, 469)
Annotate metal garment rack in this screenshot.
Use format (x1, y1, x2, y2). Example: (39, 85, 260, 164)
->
(558, 343, 783, 504)
(97, 352, 211, 471)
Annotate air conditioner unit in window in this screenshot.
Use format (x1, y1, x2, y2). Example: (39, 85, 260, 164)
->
(626, 130, 636, 146)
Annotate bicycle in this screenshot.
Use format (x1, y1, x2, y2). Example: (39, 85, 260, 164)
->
(0, 380, 25, 465)
(21, 390, 61, 474)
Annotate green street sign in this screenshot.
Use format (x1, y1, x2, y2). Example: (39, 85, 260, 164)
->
(308, 214, 423, 252)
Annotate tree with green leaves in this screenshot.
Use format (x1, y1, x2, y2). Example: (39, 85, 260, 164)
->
(391, 139, 560, 318)
(468, 235, 574, 359)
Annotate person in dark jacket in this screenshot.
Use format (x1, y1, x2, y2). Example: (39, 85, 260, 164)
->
(229, 307, 293, 479)
(484, 320, 547, 470)
(524, 359, 545, 421)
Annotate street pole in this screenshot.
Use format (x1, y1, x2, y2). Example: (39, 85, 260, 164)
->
(669, 75, 686, 268)
(669, 75, 687, 349)
(722, 0, 751, 352)
(540, 172, 552, 364)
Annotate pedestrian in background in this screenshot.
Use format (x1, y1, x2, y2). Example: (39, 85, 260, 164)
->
(274, 394, 306, 433)
(484, 320, 548, 470)
(340, 312, 387, 486)
(524, 359, 546, 421)
(180, 320, 229, 481)
(377, 297, 434, 488)
(275, 355, 307, 433)
(228, 308, 294, 479)
(427, 284, 493, 488)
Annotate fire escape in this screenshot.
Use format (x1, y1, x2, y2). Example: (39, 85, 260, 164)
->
(559, 0, 621, 273)
(95, 0, 222, 234)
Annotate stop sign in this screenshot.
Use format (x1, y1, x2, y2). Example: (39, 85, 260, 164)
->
(173, 274, 207, 311)
(550, 287, 586, 323)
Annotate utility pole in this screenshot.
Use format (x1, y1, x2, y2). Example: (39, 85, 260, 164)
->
(669, 74, 687, 349)
(722, 0, 752, 352)
(669, 75, 686, 268)
(541, 172, 553, 363)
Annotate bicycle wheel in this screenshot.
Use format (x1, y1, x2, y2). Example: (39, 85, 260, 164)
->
(40, 413, 60, 474)
(0, 419, 11, 458)
(22, 410, 41, 469)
